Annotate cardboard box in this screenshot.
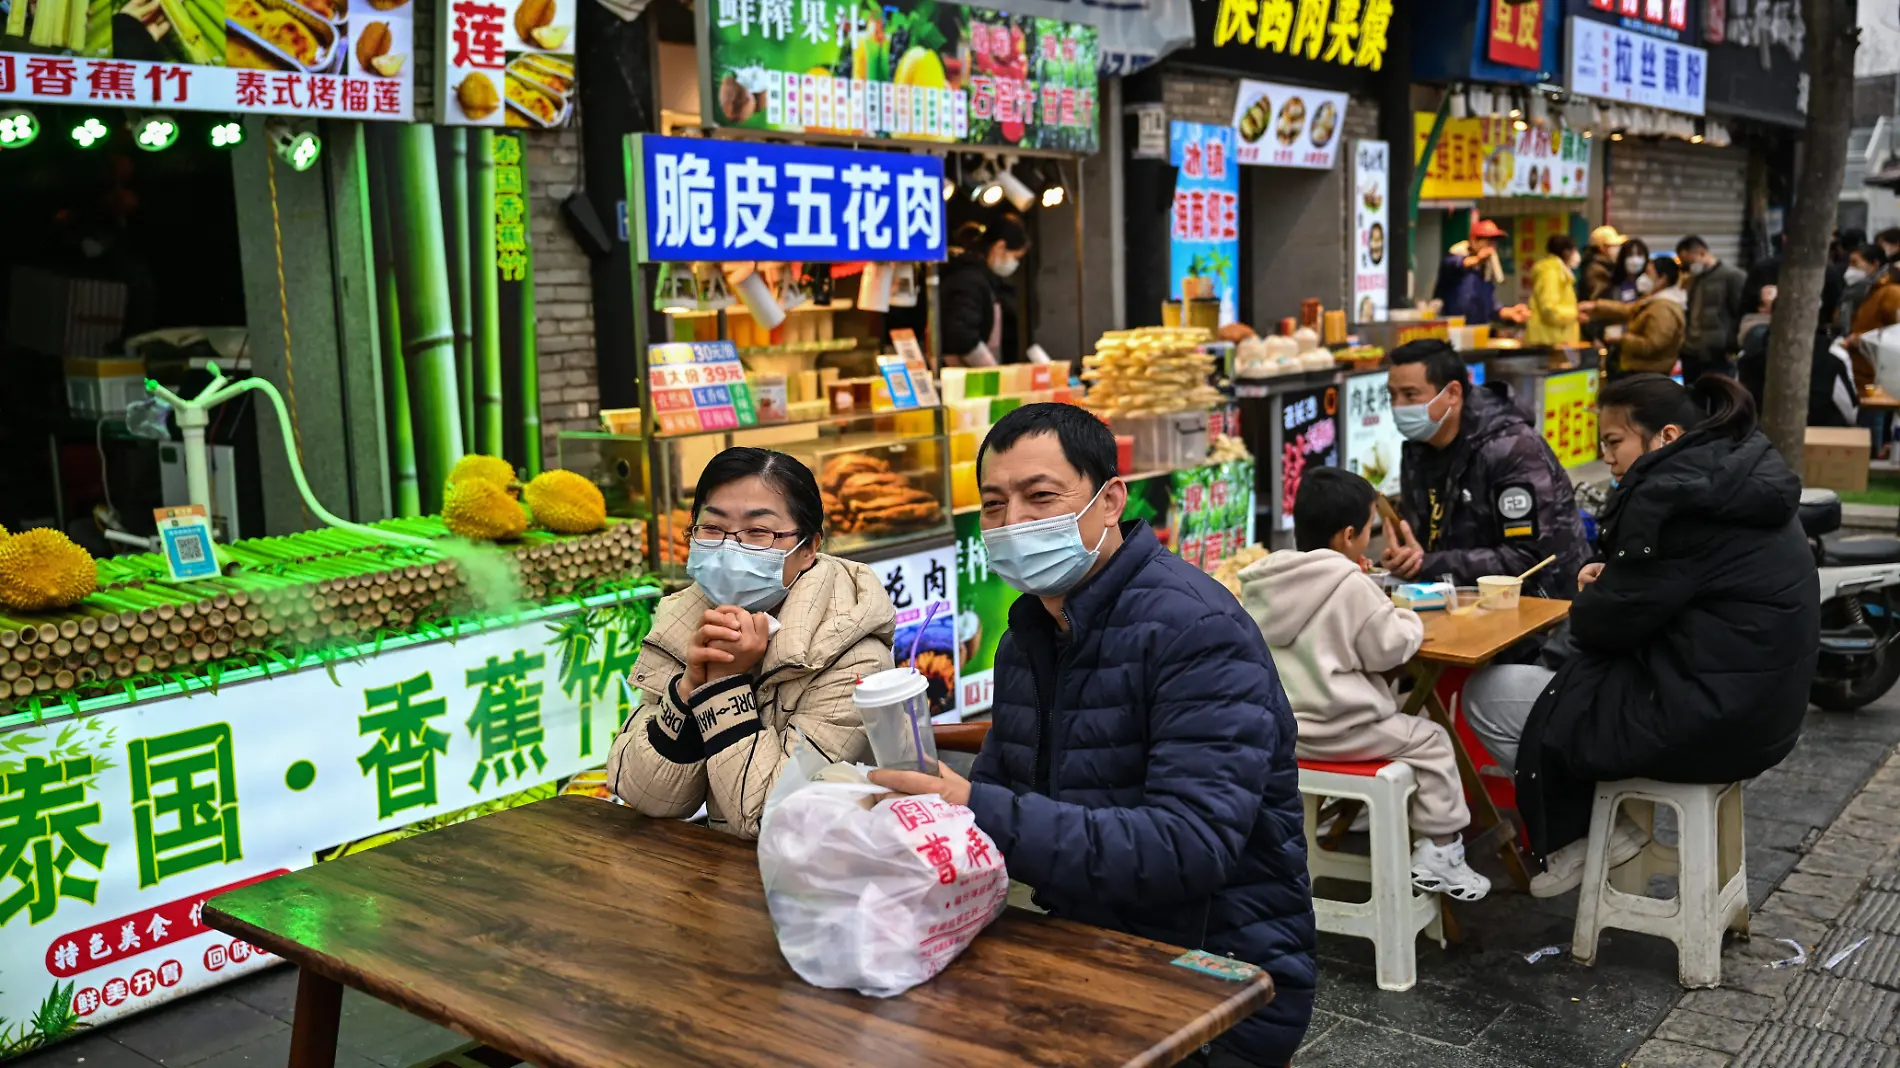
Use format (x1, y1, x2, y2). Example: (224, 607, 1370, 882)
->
(1805, 426, 1872, 493)
(64, 356, 147, 417)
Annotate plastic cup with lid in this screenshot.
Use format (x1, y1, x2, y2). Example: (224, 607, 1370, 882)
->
(853, 667, 938, 775)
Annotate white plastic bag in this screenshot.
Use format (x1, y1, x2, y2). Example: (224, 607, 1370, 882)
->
(757, 743, 1008, 997)
(1866, 323, 1900, 398)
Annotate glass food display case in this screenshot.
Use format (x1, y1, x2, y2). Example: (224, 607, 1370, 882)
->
(559, 407, 951, 577)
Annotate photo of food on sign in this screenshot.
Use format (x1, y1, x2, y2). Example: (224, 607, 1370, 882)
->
(703, 0, 1098, 152)
(1236, 90, 1271, 143)
(444, 0, 575, 126)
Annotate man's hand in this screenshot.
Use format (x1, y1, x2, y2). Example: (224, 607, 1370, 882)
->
(1381, 519, 1425, 579)
(867, 762, 973, 807)
(1577, 562, 1605, 589)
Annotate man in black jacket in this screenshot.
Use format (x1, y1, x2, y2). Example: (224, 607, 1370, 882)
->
(1677, 235, 1748, 381)
(1379, 340, 1589, 599)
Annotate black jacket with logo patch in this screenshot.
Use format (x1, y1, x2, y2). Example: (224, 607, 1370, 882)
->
(1396, 382, 1590, 598)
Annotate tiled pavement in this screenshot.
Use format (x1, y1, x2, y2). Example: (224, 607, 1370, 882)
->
(15, 697, 1900, 1068)
(1294, 694, 1900, 1068)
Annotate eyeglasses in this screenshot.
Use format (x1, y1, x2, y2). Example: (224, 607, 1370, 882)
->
(688, 523, 801, 550)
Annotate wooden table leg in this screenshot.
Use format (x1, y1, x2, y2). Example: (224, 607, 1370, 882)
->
(1408, 663, 1535, 893)
(288, 967, 343, 1068)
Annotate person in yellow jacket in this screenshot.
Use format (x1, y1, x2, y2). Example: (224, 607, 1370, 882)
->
(1526, 234, 1582, 346)
(1580, 256, 1688, 376)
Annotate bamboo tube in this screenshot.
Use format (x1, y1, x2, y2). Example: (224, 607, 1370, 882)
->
(388, 123, 466, 513)
(445, 128, 477, 453)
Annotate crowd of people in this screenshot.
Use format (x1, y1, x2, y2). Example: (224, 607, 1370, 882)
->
(597, 334, 1819, 1063)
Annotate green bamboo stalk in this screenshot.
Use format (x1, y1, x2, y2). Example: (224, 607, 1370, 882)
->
(447, 129, 476, 452)
(473, 129, 503, 456)
(515, 141, 542, 476)
(368, 133, 422, 519)
(386, 124, 466, 513)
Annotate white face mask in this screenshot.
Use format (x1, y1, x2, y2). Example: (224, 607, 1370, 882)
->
(1847, 266, 1870, 285)
(1624, 255, 1646, 274)
(1565, 252, 1582, 269)
(1636, 274, 1656, 295)
(991, 254, 1021, 278)
(686, 538, 806, 612)
(1688, 259, 1709, 276)
(981, 481, 1112, 596)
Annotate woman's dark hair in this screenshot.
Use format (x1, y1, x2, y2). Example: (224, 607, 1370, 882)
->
(1650, 256, 1680, 287)
(1598, 372, 1756, 444)
(1612, 238, 1651, 283)
(950, 221, 988, 255)
(1547, 234, 1577, 259)
(690, 447, 826, 539)
(1293, 467, 1378, 552)
(1853, 243, 1885, 267)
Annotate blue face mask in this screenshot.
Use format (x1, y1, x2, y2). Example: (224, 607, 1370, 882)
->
(687, 539, 805, 612)
(982, 481, 1114, 597)
(1392, 385, 1451, 442)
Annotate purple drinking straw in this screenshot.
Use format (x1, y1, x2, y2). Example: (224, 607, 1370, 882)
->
(906, 602, 942, 767)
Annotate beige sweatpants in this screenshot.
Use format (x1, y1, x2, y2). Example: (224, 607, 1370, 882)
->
(1296, 714, 1471, 837)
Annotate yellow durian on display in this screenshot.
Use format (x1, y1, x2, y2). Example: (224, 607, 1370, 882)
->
(447, 454, 518, 493)
(0, 528, 99, 611)
(523, 469, 607, 534)
(443, 477, 530, 541)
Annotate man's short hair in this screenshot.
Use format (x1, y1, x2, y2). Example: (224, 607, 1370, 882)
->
(1293, 467, 1378, 553)
(1877, 228, 1900, 249)
(1854, 243, 1886, 267)
(1388, 339, 1469, 392)
(1675, 235, 1709, 255)
(1651, 256, 1681, 286)
(978, 402, 1119, 490)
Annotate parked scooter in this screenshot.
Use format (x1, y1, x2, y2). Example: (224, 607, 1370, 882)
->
(1800, 488, 1900, 710)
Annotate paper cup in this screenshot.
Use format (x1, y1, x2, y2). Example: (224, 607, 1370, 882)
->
(1477, 576, 1522, 610)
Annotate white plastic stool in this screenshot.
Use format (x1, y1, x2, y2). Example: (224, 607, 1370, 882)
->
(1571, 779, 1748, 988)
(1298, 759, 1444, 992)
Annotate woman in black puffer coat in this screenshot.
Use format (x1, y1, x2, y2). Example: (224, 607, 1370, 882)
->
(1464, 373, 1818, 896)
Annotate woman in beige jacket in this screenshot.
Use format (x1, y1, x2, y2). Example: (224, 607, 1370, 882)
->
(607, 448, 894, 839)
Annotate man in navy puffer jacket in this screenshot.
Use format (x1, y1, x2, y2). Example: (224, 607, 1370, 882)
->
(870, 404, 1316, 1065)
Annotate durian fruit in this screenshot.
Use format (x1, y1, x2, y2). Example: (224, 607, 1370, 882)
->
(443, 478, 530, 541)
(0, 528, 99, 611)
(523, 469, 607, 534)
(447, 454, 518, 493)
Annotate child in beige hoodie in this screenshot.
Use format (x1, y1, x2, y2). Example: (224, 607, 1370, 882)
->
(1240, 467, 1488, 901)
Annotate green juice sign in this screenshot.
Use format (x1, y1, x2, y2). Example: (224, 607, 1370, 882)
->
(700, 0, 1100, 152)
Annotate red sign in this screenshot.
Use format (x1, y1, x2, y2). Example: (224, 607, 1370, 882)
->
(1590, 0, 1687, 33)
(43, 870, 286, 978)
(1487, 0, 1545, 69)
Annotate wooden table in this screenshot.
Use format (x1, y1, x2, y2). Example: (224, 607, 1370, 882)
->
(204, 796, 1273, 1068)
(1400, 597, 1571, 892)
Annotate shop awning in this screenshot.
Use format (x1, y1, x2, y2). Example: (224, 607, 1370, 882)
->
(959, 0, 1195, 75)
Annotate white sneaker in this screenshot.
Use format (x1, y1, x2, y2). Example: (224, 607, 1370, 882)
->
(1411, 838, 1492, 901)
(1530, 817, 1649, 898)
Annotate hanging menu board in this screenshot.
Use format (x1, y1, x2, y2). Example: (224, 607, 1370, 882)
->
(439, 0, 577, 126)
(0, 0, 416, 119)
(648, 341, 757, 435)
(699, 0, 1099, 152)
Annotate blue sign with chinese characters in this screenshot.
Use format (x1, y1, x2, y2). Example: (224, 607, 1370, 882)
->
(628, 134, 948, 264)
(1566, 15, 1705, 116)
(1168, 121, 1240, 324)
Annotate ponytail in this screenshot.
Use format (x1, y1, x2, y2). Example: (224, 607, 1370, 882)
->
(1597, 372, 1757, 443)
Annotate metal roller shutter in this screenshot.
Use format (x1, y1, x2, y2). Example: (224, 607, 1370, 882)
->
(1608, 140, 1748, 265)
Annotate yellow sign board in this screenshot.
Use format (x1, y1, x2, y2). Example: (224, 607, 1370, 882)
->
(1542, 369, 1599, 469)
(1211, 0, 1395, 71)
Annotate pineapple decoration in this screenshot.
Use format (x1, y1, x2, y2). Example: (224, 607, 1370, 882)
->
(442, 454, 530, 541)
(0, 526, 100, 612)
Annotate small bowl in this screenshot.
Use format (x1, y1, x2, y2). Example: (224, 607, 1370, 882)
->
(1450, 586, 1483, 612)
(1477, 575, 1522, 611)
